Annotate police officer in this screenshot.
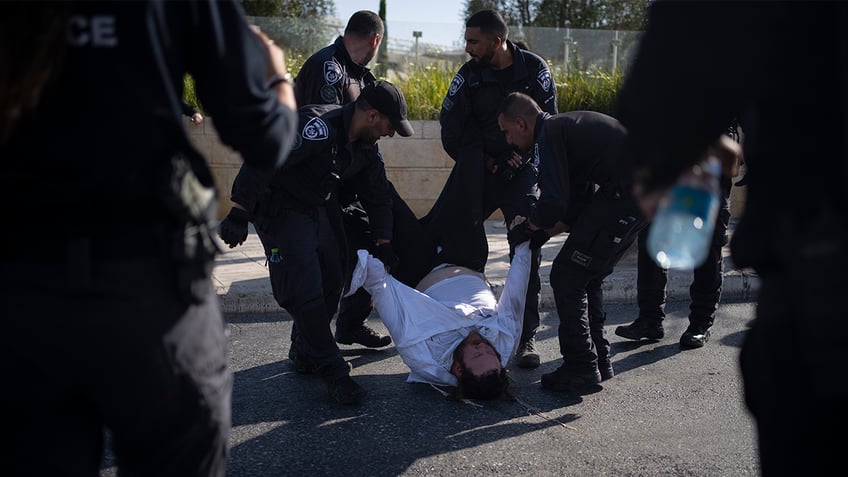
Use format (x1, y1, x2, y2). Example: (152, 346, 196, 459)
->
(219, 81, 414, 405)
(498, 93, 648, 392)
(616, 123, 740, 349)
(423, 9, 558, 369)
(292, 10, 398, 349)
(0, 2, 298, 476)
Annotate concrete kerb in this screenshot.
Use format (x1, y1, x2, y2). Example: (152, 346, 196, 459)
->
(213, 221, 760, 315)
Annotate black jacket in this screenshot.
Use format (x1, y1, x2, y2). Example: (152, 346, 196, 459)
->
(231, 103, 393, 239)
(440, 40, 557, 162)
(533, 111, 631, 228)
(294, 36, 376, 106)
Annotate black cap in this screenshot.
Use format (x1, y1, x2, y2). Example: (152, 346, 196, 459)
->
(360, 80, 414, 137)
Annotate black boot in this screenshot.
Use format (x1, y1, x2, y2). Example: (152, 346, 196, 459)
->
(615, 317, 664, 340)
(541, 363, 601, 393)
(680, 321, 712, 349)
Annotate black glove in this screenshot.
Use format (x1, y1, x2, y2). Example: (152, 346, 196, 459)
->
(219, 207, 250, 248)
(507, 221, 533, 248)
(529, 229, 550, 250)
(373, 242, 399, 272)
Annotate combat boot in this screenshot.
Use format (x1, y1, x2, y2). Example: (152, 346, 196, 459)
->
(541, 364, 602, 393)
(680, 322, 712, 349)
(514, 337, 540, 368)
(325, 375, 367, 405)
(615, 317, 664, 340)
(335, 325, 392, 348)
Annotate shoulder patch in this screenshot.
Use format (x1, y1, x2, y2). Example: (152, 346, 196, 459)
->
(448, 73, 464, 96)
(441, 96, 454, 112)
(320, 84, 338, 103)
(323, 61, 342, 85)
(302, 117, 329, 141)
(537, 68, 553, 93)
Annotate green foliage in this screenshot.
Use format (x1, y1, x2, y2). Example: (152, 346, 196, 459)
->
(392, 63, 460, 120)
(553, 67, 624, 115)
(241, 0, 335, 18)
(183, 74, 203, 114)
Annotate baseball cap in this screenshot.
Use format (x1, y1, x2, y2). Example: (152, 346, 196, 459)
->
(360, 81, 414, 137)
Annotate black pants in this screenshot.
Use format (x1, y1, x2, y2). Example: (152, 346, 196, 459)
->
(550, 191, 647, 372)
(256, 205, 350, 379)
(637, 177, 732, 326)
(2, 243, 230, 477)
(421, 150, 542, 343)
(738, 211, 848, 475)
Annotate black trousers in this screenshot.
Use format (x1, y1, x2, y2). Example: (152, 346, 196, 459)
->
(550, 191, 647, 372)
(256, 205, 350, 379)
(2, 244, 230, 477)
(421, 150, 542, 343)
(739, 212, 848, 475)
(637, 177, 732, 326)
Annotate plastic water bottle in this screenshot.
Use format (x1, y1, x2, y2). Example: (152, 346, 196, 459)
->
(646, 156, 721, 270)
(269, 247, 282, 264)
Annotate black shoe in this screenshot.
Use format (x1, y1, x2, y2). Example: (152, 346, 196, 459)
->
(541, 365, 602, 393)
(325, 375, 367, 405)
(598, 359, 614, 381)
(335, 325, 392, 348)
(515, 337, 540, 369)
(680, 324, 711, 349)
(288, 347, 318, 374)
(615, 318, 664, 341)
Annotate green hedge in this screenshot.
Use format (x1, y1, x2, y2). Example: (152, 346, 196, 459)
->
(182, 62, 624, 119)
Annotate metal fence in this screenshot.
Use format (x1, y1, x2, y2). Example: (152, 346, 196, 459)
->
(248, 16, 643, 74)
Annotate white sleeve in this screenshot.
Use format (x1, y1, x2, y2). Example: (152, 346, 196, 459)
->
(495, 241, 532, 354)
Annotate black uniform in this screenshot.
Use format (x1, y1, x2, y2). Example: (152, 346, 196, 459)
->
(294, 35, 432, 341)
(532, 111, 647, 378)
(0, 2, 297, 476)
(615, 2, 848, 474)
(294, 36, 376, 106)
(425, 40, 557, 346)
(231, 103, 394, 379)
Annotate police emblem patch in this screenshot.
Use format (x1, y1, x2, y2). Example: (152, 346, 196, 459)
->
(323, 61, 342, 85)
(448, 73, 464, 96)
(537, 68, 552, 92)
(570, 250, 592, 268)
(302, 117, 329, 141)
(320, 84, 338, 103)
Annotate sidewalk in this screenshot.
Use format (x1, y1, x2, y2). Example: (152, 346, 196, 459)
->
(213, 221, 760, 314)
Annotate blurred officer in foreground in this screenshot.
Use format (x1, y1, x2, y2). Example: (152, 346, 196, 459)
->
(220, 81, 414, 405)
(615, 1, 848, 474)
(424, 9, 558, 369)
(498, 93, 647, 392)
(0, 2, 297, 476)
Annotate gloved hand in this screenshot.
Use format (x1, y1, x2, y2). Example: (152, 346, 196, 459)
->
(373, 242, 399, 272)
(529, 229, 550, 250)
(219, 207, 250, 248)
(507, 221, 533, 248)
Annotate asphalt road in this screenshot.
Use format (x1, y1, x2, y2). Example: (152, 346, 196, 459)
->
(100, 299, 760, 476)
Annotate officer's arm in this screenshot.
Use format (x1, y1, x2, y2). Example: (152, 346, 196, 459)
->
(532, 59, 558, 115)
(185, 1, 297, 172)
(352, 148, 394, 241)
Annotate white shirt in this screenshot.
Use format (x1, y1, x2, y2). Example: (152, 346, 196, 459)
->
(359, 242, 532, 387)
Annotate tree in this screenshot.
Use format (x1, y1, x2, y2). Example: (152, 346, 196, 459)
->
(375, 0, 388, 77)
(241, 0, 335, 18)
(241, 0, 338, 58)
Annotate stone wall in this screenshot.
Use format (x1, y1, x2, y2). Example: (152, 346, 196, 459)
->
(186, 117, 746, 221)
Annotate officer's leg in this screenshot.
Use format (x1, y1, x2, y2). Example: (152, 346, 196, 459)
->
(389, 182, 439, 288)
(682, 179, 731, 348)
(541, 253, 601, 393)
(334, 202, 391, 348)
(615, 226, 668, 340)
(587, 276, 614, 380)
(496, 164, 542, 368)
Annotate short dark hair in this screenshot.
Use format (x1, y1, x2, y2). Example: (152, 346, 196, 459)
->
(345, 10, 384, 38)
(466, 9, 508, 40)
(497, 92, 541, 121)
